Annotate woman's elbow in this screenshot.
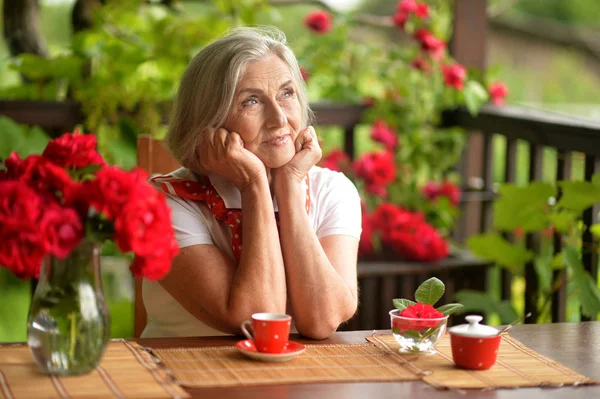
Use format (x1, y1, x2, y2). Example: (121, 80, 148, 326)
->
(297, 319, 338, 340)
(298, 306, 357, 339)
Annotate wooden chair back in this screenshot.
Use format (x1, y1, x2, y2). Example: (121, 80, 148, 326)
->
(134, 135, 181, 338)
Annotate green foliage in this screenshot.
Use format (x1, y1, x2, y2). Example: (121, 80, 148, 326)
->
(463, 80, 489, 116)
(415, 277, 445, 305)
(464, 175, 600, 322)
(467, 234, 534, 274)
(513, 0, 600, 28)
(392, 298, 416, 311)
(493, 182, 555, 232)
(0, 116, 50, 158)
(455, 290, 518, 324)
(393, 277, 464, 316)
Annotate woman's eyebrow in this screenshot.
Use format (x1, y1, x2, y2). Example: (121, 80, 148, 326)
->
(237, 80, 294, 96)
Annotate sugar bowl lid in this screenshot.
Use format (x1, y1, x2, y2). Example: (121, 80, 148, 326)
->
(448, 315, 499, 338)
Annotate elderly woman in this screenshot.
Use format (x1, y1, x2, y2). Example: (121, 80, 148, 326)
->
(142, 26, 361, 339)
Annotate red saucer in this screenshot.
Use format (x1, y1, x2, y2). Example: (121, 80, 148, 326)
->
(235, 340, 306, 362)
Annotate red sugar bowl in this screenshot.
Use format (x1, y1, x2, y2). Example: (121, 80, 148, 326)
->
(448, 315, 501, 370)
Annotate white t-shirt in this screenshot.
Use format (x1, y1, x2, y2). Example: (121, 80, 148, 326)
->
(141, 166, 362, 338)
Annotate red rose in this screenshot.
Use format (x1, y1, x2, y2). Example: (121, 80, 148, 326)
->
(365, 183, 388, 198)
(438, 181, 461, 206)
(0, 181, 43, 225)
(442, 63, 467, 90)
(7, 155, 77, 204)
(414, 28, 446, 60)
(384, 222, 449, 262)
(392, 11, 409, 30)
(3, 152, 25, 178)
(42, 130, 105, 169)
(39, 204, 84, 259)
(489, 81, 509, 105)
(370, 120, 398, 151)
(372, 203, 424, 237)
(304, 10, 332, 34)
(130, 252, 176, 280)
(0, 181, 47, 279)
(353, 151, 396, 187)
(85, 167, 151, 219)
(397, 0, 417, 13)
(320, 149, 350, 172)
(398, 303, 445, 330)
(0, 229, 45, 279)
(414, 2, 429, 18)
(114, 192, 178, 278)
(423, 180, 461, 207)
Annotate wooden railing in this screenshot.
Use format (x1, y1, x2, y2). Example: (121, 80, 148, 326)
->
(441, 104, 600, 322)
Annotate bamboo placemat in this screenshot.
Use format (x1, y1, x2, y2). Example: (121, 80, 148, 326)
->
(367, 333, 599, 390)
(152, 342, 419, 387)
(0, 340, 189, 399)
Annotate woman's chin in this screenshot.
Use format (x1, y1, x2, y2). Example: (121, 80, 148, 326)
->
(259, 150, 295, 169)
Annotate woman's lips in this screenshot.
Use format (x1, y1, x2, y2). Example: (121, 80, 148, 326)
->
(264, 134, 290, 147)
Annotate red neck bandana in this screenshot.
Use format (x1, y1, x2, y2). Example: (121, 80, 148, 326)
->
(152, 172, 311, 261)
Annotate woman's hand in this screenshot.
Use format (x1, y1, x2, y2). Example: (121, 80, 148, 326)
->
(274, 126, 322, 185)
(197, 128, 266, 191)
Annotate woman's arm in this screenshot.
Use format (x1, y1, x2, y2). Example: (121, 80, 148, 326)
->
(158, 129, 287, 333)
(274, 127, 358, 339)
(275, 178, 358, 339)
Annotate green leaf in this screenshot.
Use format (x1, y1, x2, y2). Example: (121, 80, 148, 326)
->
(533, 237, 555, 294)
(551, 252, 566, 270)
(436, 303, 464, 316)
(414, 277, 445, 306)
(563, 245, 600, 317)
(455, 290, 518, 324)
(558, 181, 600, 212)
(548, 211, 578, 233)
(590, 224, 600, 239)
(393, 299, 416, 310)
(494, 183, 555, 232)
(467, 233, 534, 274)
(463, 80, 489, 116)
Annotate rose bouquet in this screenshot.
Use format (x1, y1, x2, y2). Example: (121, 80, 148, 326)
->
(0, 130, 178, 375)
(390, 277, 463, 354)
(0, 130, 178, 280)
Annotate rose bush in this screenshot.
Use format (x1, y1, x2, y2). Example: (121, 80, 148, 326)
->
(303, 0, 508, 262)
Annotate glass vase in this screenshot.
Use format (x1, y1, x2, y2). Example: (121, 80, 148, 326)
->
(389, 309, 448, 355)
(27, 239, 110, 375)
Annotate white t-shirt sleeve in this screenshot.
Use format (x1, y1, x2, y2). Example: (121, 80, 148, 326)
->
(164, 194, 214, 249)
(316, 171, 362, 240)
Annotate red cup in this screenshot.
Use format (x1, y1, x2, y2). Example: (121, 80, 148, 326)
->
(448, 315, 501, 370)
(450, 334, 501, 370)
(241, 313, 292, 353)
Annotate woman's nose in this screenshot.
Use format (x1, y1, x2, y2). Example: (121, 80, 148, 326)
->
(265, 100, 287, 129)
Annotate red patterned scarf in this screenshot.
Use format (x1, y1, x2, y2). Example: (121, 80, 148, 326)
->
(152, 172, 311, 261)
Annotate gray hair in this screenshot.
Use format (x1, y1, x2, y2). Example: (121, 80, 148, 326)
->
(166, 26, 314, 173)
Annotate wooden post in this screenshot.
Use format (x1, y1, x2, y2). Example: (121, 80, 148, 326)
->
(2, 0, 48, 57)
(451, 0, 488, 242)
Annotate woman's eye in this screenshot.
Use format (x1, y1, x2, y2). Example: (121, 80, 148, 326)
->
(242, 97, 258, 107)
(281, 89, 295, 99)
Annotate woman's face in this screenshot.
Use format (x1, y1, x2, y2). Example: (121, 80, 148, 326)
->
(224, 53, 302, 169)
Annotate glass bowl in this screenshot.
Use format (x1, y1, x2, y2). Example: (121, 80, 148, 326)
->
(389, 309, 448, 355)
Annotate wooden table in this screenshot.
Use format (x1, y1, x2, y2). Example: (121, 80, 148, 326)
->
(138, 322, 600, 399)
